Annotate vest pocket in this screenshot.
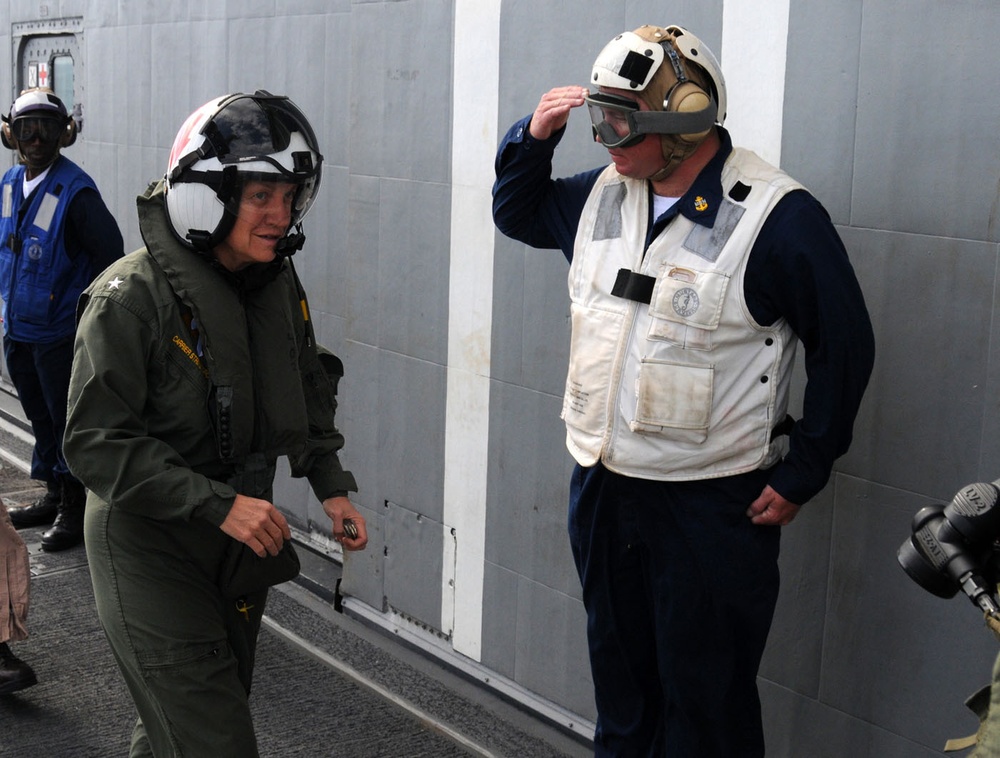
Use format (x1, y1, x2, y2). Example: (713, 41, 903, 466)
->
(12, 279, 52, 324)
(562, 306, 619, 436)
(19, 235, 55, 274)
(9, 235, 56, 325)
(631, 358, 713, 442)
(647, 266, 729, 350)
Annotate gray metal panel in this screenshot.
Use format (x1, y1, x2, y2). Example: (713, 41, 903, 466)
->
(346, 175, 381, 347)
(758, 484, 834, 696)
(115, 145, 165, 252)
(295, 165, 350, 317)
(0, 29, 9, 110)
(485, 381, 579, 598)
(490, 243, 569, 397)
(123, 23, 153, 148)
(852, 2, 1000, 241)
(322, 11, 351, 169)
(376, 178, 450, 364)
(488, 237, 527, 385)
(78, 140, 120, 229)
(266, 0, 351, 16)
(520, 251, 573, 393)
(313, 309, 349, 383)
(116, 1, 194, 25)
(781, 2, 863, 224)
(384, 499, 446, 633)
(480, 561, 518, 679)
(226, 15, 329, 109)
(82, 27, 126, 149)
(761, 679, 951, 758)
(216, 0, 275, 21)
(349, 0, 453, 184)
(819, 477, 995, 751)
(148, 21, 229, 152)
(375, 350, 447, 522)
(978, 261, 1000, 478)
(337, 338, 377, 478)
(75, 0, 114, 27)
(513, 575, 595, 722)
(83, 24, 149, 149)
(837, 226, 994, 498)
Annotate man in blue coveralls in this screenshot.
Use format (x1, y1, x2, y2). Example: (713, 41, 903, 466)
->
(0, 88, 123, 551)
(493, 24, 875, 757)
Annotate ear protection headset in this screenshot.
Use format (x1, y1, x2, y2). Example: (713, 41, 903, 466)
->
(1, 87, 77, 151)
(656, 33, 713, 141)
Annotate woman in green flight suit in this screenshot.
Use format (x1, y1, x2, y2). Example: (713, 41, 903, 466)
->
(63, 92, 368, 758)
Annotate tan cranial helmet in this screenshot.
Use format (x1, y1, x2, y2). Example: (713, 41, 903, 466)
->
(590, 24, 727, 178)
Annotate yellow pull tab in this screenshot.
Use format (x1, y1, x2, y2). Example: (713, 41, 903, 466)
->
(235, 598, 255, 622)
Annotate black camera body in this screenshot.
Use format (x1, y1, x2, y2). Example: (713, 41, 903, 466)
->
(897, 481, 1000, 616)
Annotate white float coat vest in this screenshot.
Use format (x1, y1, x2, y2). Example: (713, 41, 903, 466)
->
(563, 147, 804, 481)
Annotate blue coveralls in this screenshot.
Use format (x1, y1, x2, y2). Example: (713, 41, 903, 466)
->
(0, 155, 123, 484)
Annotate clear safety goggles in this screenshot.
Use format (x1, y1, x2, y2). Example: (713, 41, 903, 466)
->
(11, 116, 63, 144)
(584, 92, 645, 148)
(585, 89, 719, 149)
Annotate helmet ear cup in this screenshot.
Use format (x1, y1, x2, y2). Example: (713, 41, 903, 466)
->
(665, 81, 712, 143)
(59, 117, 77, 148)
(1, 121, 14, 150)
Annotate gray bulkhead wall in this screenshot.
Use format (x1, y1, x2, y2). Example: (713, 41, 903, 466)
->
(493, 2, 1000, 754)
(762, 3, 1000, 755)
(1, 0, 998, 754)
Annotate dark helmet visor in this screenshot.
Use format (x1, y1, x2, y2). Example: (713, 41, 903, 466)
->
(11, 116, 63, 144)
(202, 93, 321, 178)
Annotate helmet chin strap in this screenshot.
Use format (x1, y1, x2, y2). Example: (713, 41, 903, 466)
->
(276, 223, 306, 257)
(649, 136, 695, 182)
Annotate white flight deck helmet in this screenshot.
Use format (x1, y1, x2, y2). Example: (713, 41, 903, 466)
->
(587, 25, 727, 179)
(164, 90, 322, 255)
(1, 87, 77, 157)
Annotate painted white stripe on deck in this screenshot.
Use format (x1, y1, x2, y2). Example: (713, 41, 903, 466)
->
(263, 616, 498, 758)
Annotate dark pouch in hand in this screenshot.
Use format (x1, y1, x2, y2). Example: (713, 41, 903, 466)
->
(219, 539, 301, 598)
(218, 453, 300, 597)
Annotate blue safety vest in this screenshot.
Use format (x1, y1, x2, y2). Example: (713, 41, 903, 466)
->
(0, 156, 98, 342)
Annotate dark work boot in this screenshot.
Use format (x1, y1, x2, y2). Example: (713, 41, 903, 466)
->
(8, 481, 60, 528)
(0, 642, 37, 695)
(40, 478, 85, 552)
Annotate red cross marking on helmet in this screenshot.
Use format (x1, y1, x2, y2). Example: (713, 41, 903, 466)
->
(168, 105, 211, 172)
